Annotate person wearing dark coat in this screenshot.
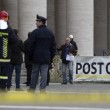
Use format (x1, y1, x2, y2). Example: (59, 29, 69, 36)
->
(23, 32, 32, 86)
(57, 37, 75, 84)
(7, 29, 24, 91)
(28, 15, 56, 93)
(0, 11, 19, 92)
(69, 35, 78, 56)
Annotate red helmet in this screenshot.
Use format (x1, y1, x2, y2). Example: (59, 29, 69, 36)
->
(0, 10, 9, 21)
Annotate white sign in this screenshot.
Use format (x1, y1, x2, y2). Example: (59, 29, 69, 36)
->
(74, 56, 110, 81)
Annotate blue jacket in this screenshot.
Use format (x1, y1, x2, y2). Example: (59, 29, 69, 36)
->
(28, 25, 56, 64)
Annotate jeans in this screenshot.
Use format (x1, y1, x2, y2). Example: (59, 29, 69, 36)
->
(62, 62, 73, 83)
(30, 64, 49, 91)
(7, 64, 21, 88)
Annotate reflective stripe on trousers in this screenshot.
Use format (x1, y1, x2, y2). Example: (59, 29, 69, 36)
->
(0, 76, 8, 79)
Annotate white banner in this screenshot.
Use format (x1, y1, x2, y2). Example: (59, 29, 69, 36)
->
(74, 56, 110, 81)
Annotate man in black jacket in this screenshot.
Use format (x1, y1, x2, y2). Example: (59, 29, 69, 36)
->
(0, 11, 18, 91)
(23, 32, 32, 86)
(28, 15, 56, 93)
(7, 29, 24, 91)
(69, 35, 78, 55)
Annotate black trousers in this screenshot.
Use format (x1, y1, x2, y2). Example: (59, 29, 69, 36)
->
(0, 65, 9, 89)
(46, 63, 52, 85)
(26, 65, 32, 84)
(46, 69, 50, 85)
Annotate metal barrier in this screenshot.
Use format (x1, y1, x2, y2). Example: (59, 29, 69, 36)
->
(20, 55, 63, 83)
(49, 55, 62, 82)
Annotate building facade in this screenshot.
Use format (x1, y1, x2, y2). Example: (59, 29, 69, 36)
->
(0, 0, 109, 56)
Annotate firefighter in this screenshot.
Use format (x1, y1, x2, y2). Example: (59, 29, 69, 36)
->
(0, 10, 18, 92)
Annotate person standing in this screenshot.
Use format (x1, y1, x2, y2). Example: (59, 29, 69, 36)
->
(57, 37, 75, 84)
(7, 29, 24, 91)
(28, 15, 56, 93)
(0, 11, 18, 91)
(69, 35, 78, 55)
(23, 32, 32, 86)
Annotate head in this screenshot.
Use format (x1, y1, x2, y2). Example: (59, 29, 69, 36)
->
(36, 15, 47, 27)
(65, 37, 71, 45)
(69, 35, 74, 41)
(0, 10, 9, 22)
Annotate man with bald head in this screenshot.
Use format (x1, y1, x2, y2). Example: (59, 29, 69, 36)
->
(57, 37, 75, 84)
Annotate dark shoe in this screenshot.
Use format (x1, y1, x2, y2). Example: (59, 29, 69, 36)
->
(69, 81, 73, 84)
(61, 82, 67, 85)
(23, 82, 27, 84)
(26, 83, 30, 86)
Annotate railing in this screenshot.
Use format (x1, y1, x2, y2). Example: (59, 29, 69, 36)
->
(49, 55, 62, 82)
(94, 50, 110, 56)
(20, 55, 63, 83)
(103, 50, 109, 56)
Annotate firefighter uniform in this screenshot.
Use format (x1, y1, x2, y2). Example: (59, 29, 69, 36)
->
(0, 11, 18, 91)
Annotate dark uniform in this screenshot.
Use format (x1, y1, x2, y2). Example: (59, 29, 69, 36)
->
(28, 25, 56, 64)
(0, 27, 18, 90)
(0, 11, 18, 91)
(28, 15, 56, 92)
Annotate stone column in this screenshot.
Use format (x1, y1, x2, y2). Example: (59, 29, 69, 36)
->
(55, 0, 67, 45)
(18, 0, 47, 41)
(0, 0, 2, 10)
(2, 0, 18, 29)
(66, 0, 94, 56)
(47, 0, 55, 34)
(107, 0, 110, 54)
(94, 0, 107, 56)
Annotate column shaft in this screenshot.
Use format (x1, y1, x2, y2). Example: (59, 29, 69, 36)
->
(107, 0, 110, 54)
(67, 0, 94, 56)
(2, 0, 18, 29)
(18, 0, 47, 41)
(55, 0, 67, 45)
(0, 0, 2, 10)
(47, 0, 55, 33)
(94, 0, 107, 55)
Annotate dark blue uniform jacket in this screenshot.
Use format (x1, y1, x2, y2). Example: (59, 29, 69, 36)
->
(28, 25, 56, 64)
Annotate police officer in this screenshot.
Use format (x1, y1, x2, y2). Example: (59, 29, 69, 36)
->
(0, 11, 18, 91)
(28, 15, 56, 93)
